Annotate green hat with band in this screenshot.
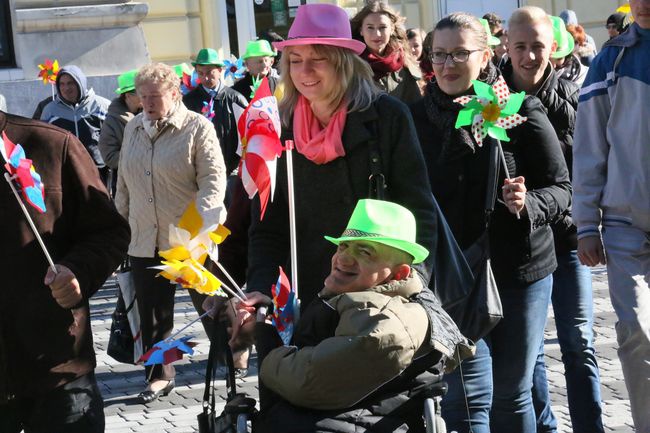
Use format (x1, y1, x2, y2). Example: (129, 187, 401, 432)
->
(479, 18, 501, 46)
(242, 40, 276, 60)
(550, 15, 575, 59)
(324, 199, 429, 264)
(115, 69, 138, 94)
(192, 48, 225, 67)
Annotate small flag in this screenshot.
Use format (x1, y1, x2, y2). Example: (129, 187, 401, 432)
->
(139, 336, 197, 365)
(271, 266, 295, 345)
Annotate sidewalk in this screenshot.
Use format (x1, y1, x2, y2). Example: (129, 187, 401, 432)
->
(92, 267, 634, 432)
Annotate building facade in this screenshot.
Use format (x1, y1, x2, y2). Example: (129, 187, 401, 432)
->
(0, 0, 628, 117)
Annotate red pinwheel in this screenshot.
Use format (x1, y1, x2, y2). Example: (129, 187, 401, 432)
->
(234, 77, 283, 219)
(271, 266, 296, 345)
(139, 336, 197, 366)
(1, 132, 46, 213)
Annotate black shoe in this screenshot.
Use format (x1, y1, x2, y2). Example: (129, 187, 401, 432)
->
(138, 379, 175, 403)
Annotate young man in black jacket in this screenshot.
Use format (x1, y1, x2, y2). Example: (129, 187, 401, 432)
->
(501, 7, 604, 433)
(183, 48, 248, 178)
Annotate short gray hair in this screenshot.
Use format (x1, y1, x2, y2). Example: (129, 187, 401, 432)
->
(135, 63, 181, 101)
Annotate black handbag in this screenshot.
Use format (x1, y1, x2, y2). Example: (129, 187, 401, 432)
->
(107, 290, 135, 364)
(446, 139, 503, 342)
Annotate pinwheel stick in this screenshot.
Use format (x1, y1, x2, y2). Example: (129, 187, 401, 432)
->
(214, 261, 247, 300)
(496, 140, 521, 220)
(284, 140, 301, 322)
(165, 310, 211, 342)
(218, 281, 246, 303)
(4, 172, 58, 274)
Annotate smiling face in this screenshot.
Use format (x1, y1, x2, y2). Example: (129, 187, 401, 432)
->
(631, 0, 650, 29)
(360, 12, 393, 56)
(507, 20, 557, 92)
(58, 74, 80, 104)
(431, 27, 491, 97)
(245, 56, 273, 77)
(288, 45, 337, 106)
(324, 240, 410, 294)
(137, 81, 178, 121)
(195, 64, 222, 89)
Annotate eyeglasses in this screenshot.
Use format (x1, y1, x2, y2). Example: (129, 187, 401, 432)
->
(429, 49, 482, 65)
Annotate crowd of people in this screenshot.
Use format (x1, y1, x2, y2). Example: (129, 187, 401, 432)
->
(2, 0, 649, 432)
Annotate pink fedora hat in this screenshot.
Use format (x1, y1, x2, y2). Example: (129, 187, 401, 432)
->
(273, 4, 366, 55)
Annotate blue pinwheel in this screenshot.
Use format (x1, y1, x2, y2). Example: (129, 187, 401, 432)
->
(223, 58, 245, 80)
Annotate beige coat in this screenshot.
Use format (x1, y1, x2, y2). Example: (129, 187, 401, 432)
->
(115, 102, 226, 257)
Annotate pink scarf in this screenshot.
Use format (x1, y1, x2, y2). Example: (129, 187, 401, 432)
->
(293, 95, 347, 165)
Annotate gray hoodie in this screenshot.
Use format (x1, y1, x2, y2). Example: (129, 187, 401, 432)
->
(40, 65, 110, 167)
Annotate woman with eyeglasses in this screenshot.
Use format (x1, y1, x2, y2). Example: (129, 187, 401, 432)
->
(350, 0, 424, 103)
(410, 13, 571, 433)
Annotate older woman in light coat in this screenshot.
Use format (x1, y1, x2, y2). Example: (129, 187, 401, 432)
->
(115, 62, 226, 403)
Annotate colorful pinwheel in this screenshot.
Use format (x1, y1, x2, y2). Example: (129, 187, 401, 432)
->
(181, 70, 199, 95)
(139, 336, 197, 365)
(37, 58, 59, 84)
(201, 98, 215, 120)
(234, 77, 283, 219)
(1, 132, 46, 213)
(454, 76, 527, 146)
(271, 266, 296, 345)
(223, 57, 245, 81)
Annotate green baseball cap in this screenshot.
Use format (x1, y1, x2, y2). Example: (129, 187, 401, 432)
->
(191, 48, 225, 67)
(480, 18, 501, 46)
(242, 40, 276, 60)
(324, 199, 429, 264)
(550, 15, 575, 59)
(115, 69, 138, 94)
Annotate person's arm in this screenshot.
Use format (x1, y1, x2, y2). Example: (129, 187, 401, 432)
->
(98, 115, 123, 170)
(193, 119, 227, 225)
(513, 97, 572, 230)
(55, 132, 130, 300)
(572, 53, 611, 265)
(259, 293, 427, 410)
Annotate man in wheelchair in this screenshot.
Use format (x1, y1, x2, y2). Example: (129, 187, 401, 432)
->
(229, 199, 473, 432)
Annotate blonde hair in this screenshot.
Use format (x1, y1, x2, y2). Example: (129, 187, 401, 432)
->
(433, 12, 488, 51)
(278, 45, 380, 127)
(135, 63, 181, 101)
(509, 6, 554, 36)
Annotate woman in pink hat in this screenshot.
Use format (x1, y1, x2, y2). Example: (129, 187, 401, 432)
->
(350, 0, 424, 104)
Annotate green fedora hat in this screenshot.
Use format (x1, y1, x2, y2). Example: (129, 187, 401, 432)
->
(550, 15, 575, 59)
(115, 69, 138, 94)
(242, 40, 276, 60)
(324, 199, 429, 264)
(479, 18, 501, 46)
(192, 48, 225, 67)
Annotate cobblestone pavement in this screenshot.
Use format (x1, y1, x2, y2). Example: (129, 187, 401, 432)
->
(93, 267, 634, 432)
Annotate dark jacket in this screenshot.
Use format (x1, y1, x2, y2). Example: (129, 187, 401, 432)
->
(247, 94, 440, 307)
(232, 74, 279, 102)
(502, 62, 580, 253)
(40, 65, 110, 168)
(98, 96, 138, 170)
(411, 91, 571, 284)
(183, 84, 248, 175)
(0, 111, 130, 403)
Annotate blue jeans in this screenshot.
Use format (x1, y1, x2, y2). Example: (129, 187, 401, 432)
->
(442, 275, 553, 433)
(533, 250, 604, 433)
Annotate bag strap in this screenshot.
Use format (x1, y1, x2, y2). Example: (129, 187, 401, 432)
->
(367, 116, 386, 200)
(483, 138, 500, 228)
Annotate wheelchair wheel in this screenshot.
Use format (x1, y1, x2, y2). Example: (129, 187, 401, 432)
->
(424, 397, 446, 433)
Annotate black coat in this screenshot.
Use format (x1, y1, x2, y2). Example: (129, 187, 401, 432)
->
(502, 62, 580, 253)
(411, 94, 571, 284)
(182, 85, 247, 175)
(247, 94, 440, 307)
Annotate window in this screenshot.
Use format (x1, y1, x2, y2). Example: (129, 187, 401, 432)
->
(0, 1, 15, 67)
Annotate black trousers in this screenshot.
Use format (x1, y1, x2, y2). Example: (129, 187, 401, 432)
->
(131, 255, 177, 382)
(0, 373, 104, 433)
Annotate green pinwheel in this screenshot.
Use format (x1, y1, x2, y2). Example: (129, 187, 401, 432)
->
(454, 75, 528, 146)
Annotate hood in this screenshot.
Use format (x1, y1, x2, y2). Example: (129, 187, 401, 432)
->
(56, 65, 88, 102)
(559, 10, 578, 26)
